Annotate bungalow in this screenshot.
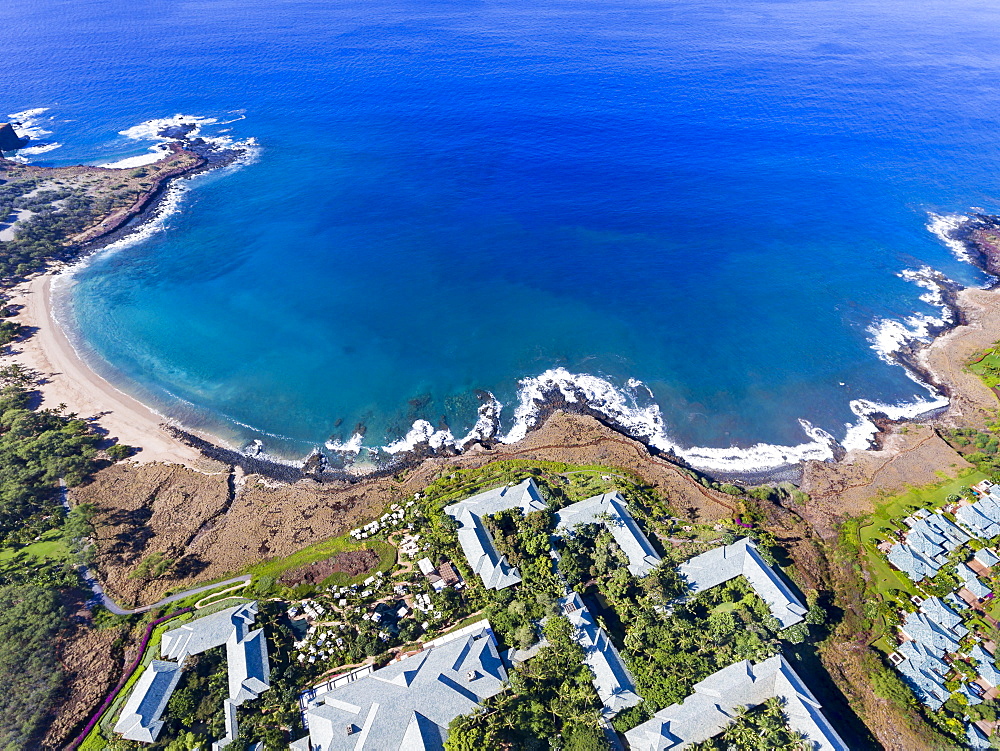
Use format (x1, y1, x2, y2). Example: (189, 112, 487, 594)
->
(624, 655, 847, 751)
(553, 492, 661, 578)
(293, 622, 506, 750)
(971, 644, 1000, 689)
(444, 479, 547, 590)
(957, 495, 1000, 540)
(975, 547, 1000, 570)
(677, 537, 807, 628)
(559, 593, 642, 718)
(898, 599, 967, 655)
(894, 639, 950, 711)
(886, 512, 969, 582)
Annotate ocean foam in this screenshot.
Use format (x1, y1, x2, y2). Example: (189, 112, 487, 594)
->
(98, 145, 171, 169)
(8, 107, 54, 140)
(119, 114, 219, 142)
(383, 420, 456, 454)
(841, 392, 949, 452)
(326, 432, 365, 454)
(497, 367, 839, 472)
(867, 266, 954, 364)
(927, 213, 972, 263)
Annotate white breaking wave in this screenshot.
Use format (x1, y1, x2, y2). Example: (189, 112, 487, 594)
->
(866, 266, 953, 365)
(383, 420, 456, 454)
(18, 142, 63, 156)
(927, 213, 972, 263)
(119, 114, 219, 141)
(846, 265, 955, 451)
(326, 432, 365, 454)
(494, 367, 838, 472)
(98, 144, 172, 169)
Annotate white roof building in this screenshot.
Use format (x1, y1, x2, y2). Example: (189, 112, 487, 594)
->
(554, 492, 661, 577)
(624, 655, 848, 751)
(444, 479, 547, 589)
(296, 622, 507, 750)
(559, 592, 642, 717)
(677, 537, 807, 628)
(113, 659, 183, 742)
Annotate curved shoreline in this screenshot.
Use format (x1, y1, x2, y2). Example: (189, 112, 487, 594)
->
(6, 141, 997, 484)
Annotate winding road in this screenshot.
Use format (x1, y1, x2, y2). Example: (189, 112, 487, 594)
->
(58, 479, 252, 615)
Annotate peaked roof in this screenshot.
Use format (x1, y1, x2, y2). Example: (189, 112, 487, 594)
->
(976, 547, 1000, 568)
(227, 628, 271, 706)
(972, 645, 1000, 688)
(303, 623, 507, 750)
(161, 602, 259, 660)
(957, 497, 1000, 539)
(559, 593, 642, 717)
(677, 538, 807, 628)
(444, 479, 547, 590)
(554, 492, 661, 577)
(113, 659, 183, 742)
(624, 655, 848, 751)
(895, 640, 951, 710)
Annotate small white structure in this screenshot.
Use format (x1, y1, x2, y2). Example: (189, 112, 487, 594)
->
(677, 537, 807, 628)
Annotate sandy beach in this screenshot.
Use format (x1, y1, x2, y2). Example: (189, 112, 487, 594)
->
(6, 271, 219, 471)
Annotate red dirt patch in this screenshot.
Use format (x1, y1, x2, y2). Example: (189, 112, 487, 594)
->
(279, 549, 381, 586)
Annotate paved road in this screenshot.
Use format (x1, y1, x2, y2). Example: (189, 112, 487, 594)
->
(79, 569, 252, 615)
(58, 479, 252, 615)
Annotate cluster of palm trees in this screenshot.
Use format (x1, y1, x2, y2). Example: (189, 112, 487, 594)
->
(691, 697, 812, 750)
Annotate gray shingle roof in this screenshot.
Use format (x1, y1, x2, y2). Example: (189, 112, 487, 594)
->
(886, 512, 969, 582)
(161, 602, 258, 660)
(975, 547, 1000, 568)
(559, 593, 642, 717)
(677, 538, 807, 628)
(624, 655, 848, 751)
(227, 628, 271, 706)
(113, 659, 182, 742)
(444, 479, 547, 590)
(554, 492, 661, 577)
(972, 645, 1000, 688)
(302, 623, 507, 750)
(957, 497, 1000, 539)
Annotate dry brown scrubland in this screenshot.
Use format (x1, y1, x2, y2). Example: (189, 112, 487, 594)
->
(73, 410, 736, 608)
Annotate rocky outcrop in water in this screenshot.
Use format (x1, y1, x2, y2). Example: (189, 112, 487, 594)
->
(0, 123, 29, 155)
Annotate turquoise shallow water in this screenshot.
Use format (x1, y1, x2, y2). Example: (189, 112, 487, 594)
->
(4, 0, 1000, 468)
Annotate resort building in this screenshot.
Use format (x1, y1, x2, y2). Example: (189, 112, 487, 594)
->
(156, 601, 271, 749)
(957, 563, 993, 605)
(553, 492, 661, 577)
(898, 597, 968, 654)
(972, 644, 1000, 689)
(677, 537, 807, 628)
(294, 622, 507, 750)
(623, 655, 848, 751)
(113, 659, 183, 742)
(559, 592, 642, 717)
(885, 511, 969, 582)
(161, 602, 261, 660)
(444, 478, 547, 590)
(975, 547, 1000, 570)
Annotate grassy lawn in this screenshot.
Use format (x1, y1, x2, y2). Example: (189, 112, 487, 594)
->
(710, 601, 739, 615)
(857, 468, 987, 607)
(969, 345, 1000, 388)
(0, 529, 68, 568)
(245, 534, 397, 587)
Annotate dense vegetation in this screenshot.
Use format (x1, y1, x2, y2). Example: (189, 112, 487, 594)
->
(0, 364, 99, 545)
(0, 583, 71, 748)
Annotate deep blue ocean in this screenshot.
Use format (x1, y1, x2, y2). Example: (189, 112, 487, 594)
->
(4, 0, 1000, 470)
